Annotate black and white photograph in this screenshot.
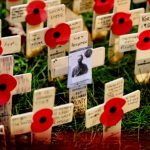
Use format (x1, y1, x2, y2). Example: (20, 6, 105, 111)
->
(67, 47, 93, 88)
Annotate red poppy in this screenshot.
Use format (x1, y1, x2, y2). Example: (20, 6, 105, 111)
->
(148, 0, 150, 4)
(100, 98, 126, 127)
(45, 23, 71, 48)
(136, 30, 150, 51)
(94, 0, 114, 15)
(0, 74, 17, 105)
(0, 40, 3, 55)
(26, 0, 47, 26)
(111, 12, 133, 36)
(31, 108, 54, 133)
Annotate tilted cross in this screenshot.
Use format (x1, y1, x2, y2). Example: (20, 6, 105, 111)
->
(10, 87, 74, 145)
(85, 78, 140, 146)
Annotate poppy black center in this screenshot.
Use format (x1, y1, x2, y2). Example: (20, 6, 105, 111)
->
(53, 32, 61, 38)
(144, 37, 150, 43)
(33, 8, 39, 15)
(101, 0, 106, 3)
(119, 18, 125, 24)
(40, 117, 47, 124)
(110, 106, 117, 114)
(0, 84, 6, 91)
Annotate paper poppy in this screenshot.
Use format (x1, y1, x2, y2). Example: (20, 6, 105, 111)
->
(111, 12, 133, 36)
(45, 23, 71, 48)
(136, 30, 150, 51)
(26, 0, 47, 26)
(94, 0, 114, 15)
(31, 108, 54, 133)
(0, 40, 3, 55)
(0, 74, 17, 105)
(100, 97, 126, 127)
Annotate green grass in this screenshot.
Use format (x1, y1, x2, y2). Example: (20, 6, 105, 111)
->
(0, 0, 150, 135)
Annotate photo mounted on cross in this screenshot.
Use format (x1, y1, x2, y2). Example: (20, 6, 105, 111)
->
(67, 46, 93, 88)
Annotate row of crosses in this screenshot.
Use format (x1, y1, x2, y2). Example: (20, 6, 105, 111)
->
(0, 0, 144, 148)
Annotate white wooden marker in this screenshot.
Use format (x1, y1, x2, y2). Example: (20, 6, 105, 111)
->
(119, 13, 150, 83)
(86, 78, 140, 142)
(10, 0, 61, 58)
(0, 55, 32, 134)
(10, 87, 74, 144)
(0, 19, 21, 55)
(73, 0, 93, 14)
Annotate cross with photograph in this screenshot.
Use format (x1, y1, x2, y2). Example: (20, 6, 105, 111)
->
(67, 47, 93, 88)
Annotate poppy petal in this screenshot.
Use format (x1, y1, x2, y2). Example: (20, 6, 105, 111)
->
(45, 28, 58, 48)
(0, 91, 11, 105)
(111, 20, 132, 36)
(0, 74, 17, 92)
(104, 98, 126, 112)
(100, 110, 124, 127)
(112, 12, 131, 24)
(55, 23, 71, 45)
(0, 47, 3, 55)
(31, 108, 54, 133)
(26, 9, 47, 26)
(27, 0, 46, 13)
(136, 30, 150, 50)
(44, 23, 71, 48)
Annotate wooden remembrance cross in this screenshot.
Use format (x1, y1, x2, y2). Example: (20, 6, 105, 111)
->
(10, 87, 74, 145)
(119, 12, 150, 83)
(10, 0, 61, 58)
(0, 18, 32, 134)
(94, 0, 144, 63)
(85, 78, 140, 145)
(27, 3, 85, 82)
(50, 34, 105, 116)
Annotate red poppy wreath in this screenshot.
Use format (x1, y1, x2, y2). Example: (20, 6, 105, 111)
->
(0, 74, 17, 105)
(100, 97, 126, 127)
(0, 40, 3, 55)
(111, 12, 133, 36)
(26, 0, 47, 26)
(136, 30, 150, 51)
(94, 0, 114, 15)
(44, 23, 71, 48)
(31, 108, 54, 133)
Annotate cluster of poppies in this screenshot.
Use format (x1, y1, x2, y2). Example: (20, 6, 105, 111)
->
(0, 74, 17, 105)
(0, 40, 3, 55)
(25, 1, 71, 48)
